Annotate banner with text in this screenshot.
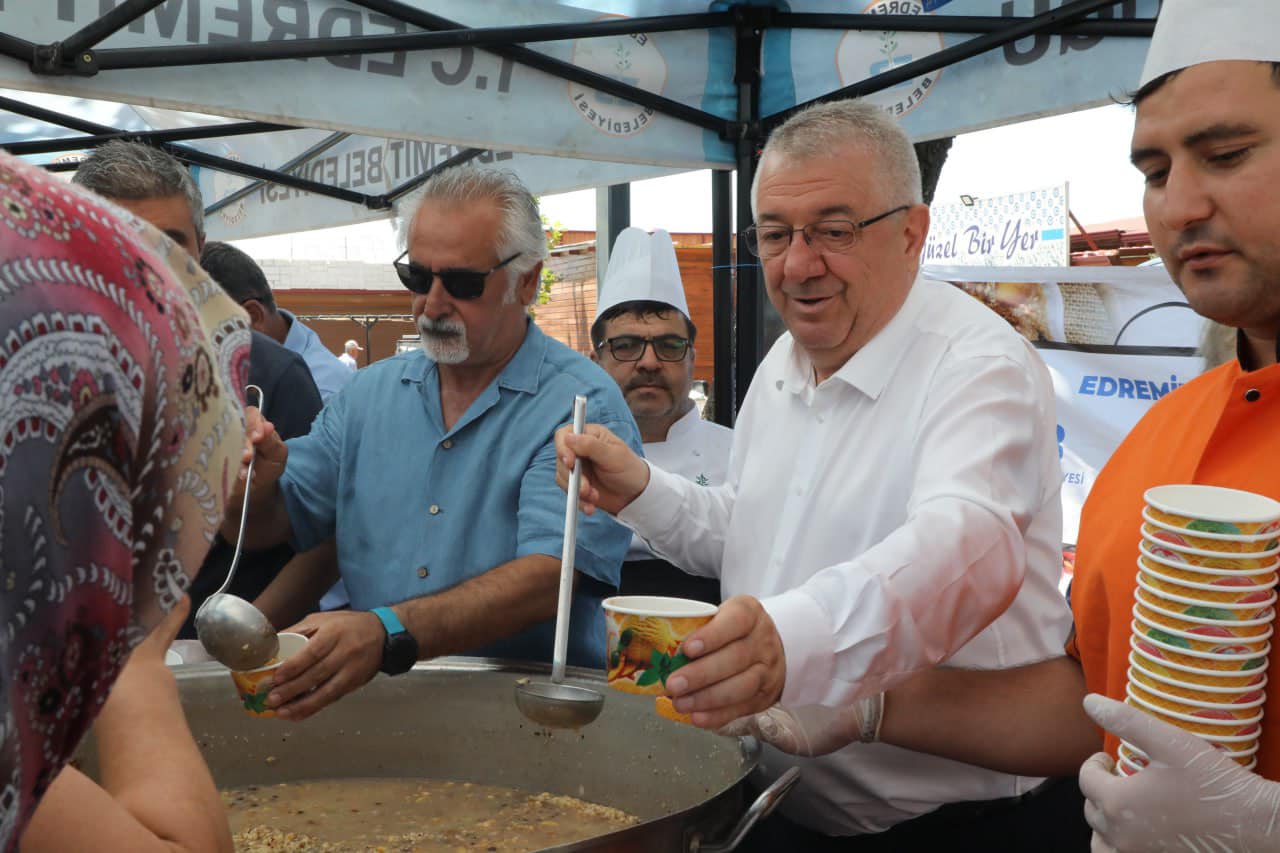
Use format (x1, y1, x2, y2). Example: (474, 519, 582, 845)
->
(926, 185, 1070, 267)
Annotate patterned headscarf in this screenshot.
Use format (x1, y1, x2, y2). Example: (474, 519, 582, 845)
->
(0, 152, 250, 850)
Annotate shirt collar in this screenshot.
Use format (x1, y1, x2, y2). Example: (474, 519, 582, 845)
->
(663, 405, 702, 440)
(399, 318, 545, 395)
(781, 276, 923, 400)
(1235, 328, 1280, 372)
(279, 308, 307, 351)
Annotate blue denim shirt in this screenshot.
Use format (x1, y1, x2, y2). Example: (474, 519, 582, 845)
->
(279, 321, 641, 666)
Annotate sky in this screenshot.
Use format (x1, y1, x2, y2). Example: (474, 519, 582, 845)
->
(232, 102, 1148, 262)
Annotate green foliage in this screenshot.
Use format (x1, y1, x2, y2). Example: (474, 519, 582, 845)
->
(534, 210, 565, 312)
(635, 649, 690, 687)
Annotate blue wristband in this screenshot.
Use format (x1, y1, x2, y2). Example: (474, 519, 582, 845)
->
(371, 606, 406, 636)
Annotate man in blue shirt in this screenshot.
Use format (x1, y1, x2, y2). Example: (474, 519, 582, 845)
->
(201, 241, 353, 403)
(227, 167, 640, 721)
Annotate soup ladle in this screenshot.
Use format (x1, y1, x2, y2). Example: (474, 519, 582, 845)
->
(515, 395, 605, 729)
(195, 385, 280, 671)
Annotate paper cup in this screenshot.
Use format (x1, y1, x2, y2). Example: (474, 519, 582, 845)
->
(164, 649, 183, 667)
(1138, 563, 1277, 605)
(1133, 599, 1274, 638)
(1118, 741, 1151, 769)
(1136, 578, 1276, 621)
(1130, 633, 1270, 675)
(1143, 509, 1280, 553)
(1129, 653, 1268, 698)
(1139, 539, 1280, 573)
(1115, 753, 1143, 776)
(1144, 485, 1280, 536)
(1130, 638, 1268, 684)
(1131, 612, 1273, 654)
(228, 633, 307, 719)
(1125, 692, 1263, 737)
(1128, 678, 1266, 713)
(603, 596, 717, 722)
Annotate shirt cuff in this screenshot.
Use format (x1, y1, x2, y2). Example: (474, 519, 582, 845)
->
(616, 461, 685, 536)
(761, 587, 836, 708)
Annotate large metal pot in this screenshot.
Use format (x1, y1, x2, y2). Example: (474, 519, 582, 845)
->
(84, 657, 795, 852)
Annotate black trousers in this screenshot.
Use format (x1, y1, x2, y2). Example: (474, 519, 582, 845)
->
(740, 775, 1090, 853)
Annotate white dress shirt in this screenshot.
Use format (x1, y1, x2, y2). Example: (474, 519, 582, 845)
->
(627, 407, 733, 561)
(620, 277, 1073, 836)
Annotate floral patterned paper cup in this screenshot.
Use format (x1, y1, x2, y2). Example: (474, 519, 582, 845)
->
(1138, 563, 1277, 605)
(1130, 652, 1269, 697)
(1133, 600, 1274, 639)
(1130, 637, 1268, 684)
(1138, 538, 1280, 573)
(1144, 485, 1280, 537)
(1143, 509, 1280, 553)
(603, 596, 718, 723)
(1129, 631, 1270, 675)
(1132, 609, 1274, 653)
(1127, 675, 1266, 713)
(1125, 691, 1264, 737)
(229, 632, 307, 718)
(1135, 577, 1276, 621)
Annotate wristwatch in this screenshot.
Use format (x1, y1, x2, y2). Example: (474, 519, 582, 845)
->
(372, 607, 418, 675)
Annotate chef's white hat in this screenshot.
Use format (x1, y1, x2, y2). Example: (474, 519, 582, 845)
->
(594, 227, 689, 322)
(1140, 0, 1280, 89)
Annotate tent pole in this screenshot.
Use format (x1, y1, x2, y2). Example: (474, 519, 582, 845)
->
(733, 8, 765, 414)
(204, 132, 352, 217)
(57, 0, 169, 57)
(773, 11, 1153, 37)
(711, 169, 734, 427)
(4, 121, 298, 156)
(606, 185, 631, 256)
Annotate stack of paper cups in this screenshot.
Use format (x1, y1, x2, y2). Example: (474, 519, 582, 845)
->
(1123, 485, 1280, 774)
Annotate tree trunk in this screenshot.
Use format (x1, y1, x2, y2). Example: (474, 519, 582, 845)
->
(914, 136, 954, 205)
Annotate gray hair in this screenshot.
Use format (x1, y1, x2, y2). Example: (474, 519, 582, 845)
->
(752, 99, 922, 216)
(394, 167, 546, 292)
(72, 139, 205, 240)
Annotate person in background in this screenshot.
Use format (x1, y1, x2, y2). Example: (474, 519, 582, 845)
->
(590, 227, 731, 605)
(1, 151, 246, 853)
(70, 141, 324, 635)
(555, 98, 1080, 851)
(203, 240, 352, 404)
(226, 167, 640, 722)
(338, 339, 362, 371)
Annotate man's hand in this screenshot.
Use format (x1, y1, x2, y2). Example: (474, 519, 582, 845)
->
(663, 595, 787, 730)
(554, 423, 649, 516)
(1079, 693, 1280, 853)
(718, 695, 884, 756)
(266, 610, 385, 721)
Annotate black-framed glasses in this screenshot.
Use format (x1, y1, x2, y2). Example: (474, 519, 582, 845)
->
(596, 334, 691, 363)
(743, 205, 911, 259)
(392, 250, 520, 299)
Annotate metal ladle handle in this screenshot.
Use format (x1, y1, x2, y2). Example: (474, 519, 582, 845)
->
(210, 383, 263, 600)
(551, 394, 588, 684)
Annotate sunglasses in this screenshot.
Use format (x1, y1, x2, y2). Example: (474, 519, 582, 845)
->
(393, 250, 520, 300)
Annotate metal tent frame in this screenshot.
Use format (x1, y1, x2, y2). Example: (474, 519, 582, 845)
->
(0, 0, 1154, 424)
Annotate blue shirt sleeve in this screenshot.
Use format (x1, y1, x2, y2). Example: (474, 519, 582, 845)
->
(279, 384, 348, 552)
(515, 402, 640, 587)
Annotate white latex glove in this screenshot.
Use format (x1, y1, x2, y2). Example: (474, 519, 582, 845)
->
(1079, 693, 1280, 853)
(716, 694, 883, 757)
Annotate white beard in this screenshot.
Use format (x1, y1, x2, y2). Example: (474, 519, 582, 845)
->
(418, 316, 469, 365)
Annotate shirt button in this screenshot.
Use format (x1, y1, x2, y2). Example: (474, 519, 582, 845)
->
(429, 504, 441, 515)
(442, 439, 453, 449)
(1245, 388, 1262, 402)
(816, 415, 825, 424)
(417, 566, 429, 578)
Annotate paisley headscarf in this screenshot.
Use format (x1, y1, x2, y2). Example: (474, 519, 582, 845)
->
(0, 151, 250, 851)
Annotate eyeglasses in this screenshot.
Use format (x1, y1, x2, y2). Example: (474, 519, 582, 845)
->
(392, 250, 520, 299)
(596, 334, 691, 363)
(743, 205, 911, 259)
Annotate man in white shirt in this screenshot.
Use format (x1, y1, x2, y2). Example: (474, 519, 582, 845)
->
(556, 99, 1079, 849)
(590, 227, 732, 604)
(339, 339, 362, 372)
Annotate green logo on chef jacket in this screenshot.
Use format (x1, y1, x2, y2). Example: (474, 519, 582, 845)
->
(696, 474, 710, 486)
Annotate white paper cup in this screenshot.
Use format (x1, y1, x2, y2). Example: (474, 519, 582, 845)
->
(1144, 485, 1280, 532)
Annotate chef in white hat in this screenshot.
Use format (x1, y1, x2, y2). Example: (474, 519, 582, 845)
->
(774, 3, 1280, 851)
(590, 227, 732, 603)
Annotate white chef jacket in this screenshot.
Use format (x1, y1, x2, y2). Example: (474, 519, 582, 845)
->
(619, 276, 1073, 836)
(627, 407, 733, 561)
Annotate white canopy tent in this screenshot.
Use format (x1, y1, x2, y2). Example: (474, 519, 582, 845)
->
(0, 0, 1160, 419)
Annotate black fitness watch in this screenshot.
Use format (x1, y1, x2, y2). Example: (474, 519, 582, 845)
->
(372, 607, 418, 675)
